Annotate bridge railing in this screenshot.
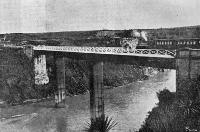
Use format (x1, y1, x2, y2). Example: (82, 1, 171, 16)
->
(33, 45, 176, 58)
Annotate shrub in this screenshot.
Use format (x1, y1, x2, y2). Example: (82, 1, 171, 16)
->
(157, 89, 175, 105)
(139, 122, 154, 132)
(84, 115, 118, 132)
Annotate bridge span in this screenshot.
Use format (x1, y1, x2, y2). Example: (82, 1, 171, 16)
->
(33, 45, 175, 58)
(31, 45, 176, 70)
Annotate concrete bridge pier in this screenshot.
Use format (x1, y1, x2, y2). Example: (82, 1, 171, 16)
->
(89, 61, 104, 122)
(54, 55, 66, 107)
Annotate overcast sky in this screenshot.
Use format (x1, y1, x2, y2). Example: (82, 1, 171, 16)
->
(0, 0, 200, 33)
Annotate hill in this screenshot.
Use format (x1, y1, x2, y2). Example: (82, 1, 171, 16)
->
(1, 25, 200, 46)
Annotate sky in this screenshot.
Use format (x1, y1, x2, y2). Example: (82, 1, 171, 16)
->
(0, 0, 200, 33)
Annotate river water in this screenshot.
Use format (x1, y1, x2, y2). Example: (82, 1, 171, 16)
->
(0, 70, 176, 132)
(64, 70, 176, 132)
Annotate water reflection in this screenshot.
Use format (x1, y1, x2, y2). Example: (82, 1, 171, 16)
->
(56, 112, 67, 132)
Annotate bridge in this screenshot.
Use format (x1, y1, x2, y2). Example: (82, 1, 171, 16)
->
(33, 46, 176, 58)
(22, 45, 178, 122)
(5, 44, 200, 125)
(29, 46, 176, 70)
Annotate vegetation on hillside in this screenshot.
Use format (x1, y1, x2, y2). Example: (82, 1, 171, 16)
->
(139, 79, 200, 132)
(0, 48, 37, 104)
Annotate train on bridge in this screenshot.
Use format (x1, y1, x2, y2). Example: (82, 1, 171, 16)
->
(93, 30, 200, 50)
(150, 38, 200, 50)
(101, 37, 200, 51)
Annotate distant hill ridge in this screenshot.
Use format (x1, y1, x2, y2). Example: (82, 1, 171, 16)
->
(0, 25, 200, 46)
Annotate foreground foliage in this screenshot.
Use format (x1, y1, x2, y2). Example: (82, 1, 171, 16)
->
(84, 115, 118, 132)
(139, 80, 200, 132)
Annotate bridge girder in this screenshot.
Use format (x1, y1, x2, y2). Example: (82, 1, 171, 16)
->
(34, 50, 175, 69)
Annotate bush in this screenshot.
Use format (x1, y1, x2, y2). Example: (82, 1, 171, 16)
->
(139, 122, 154, 132)
(84, 115, 118, 132)
(157, 89, 175, 105)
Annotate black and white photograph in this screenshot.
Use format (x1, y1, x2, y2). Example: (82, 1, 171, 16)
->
(0, 0, 200, 131)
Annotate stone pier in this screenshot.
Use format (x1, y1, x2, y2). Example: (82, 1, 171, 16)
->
(55, 56, 66, 106)
(90, 61, 104, 122)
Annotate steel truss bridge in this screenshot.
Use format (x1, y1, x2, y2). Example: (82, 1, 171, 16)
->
(33, 46, 176, 59)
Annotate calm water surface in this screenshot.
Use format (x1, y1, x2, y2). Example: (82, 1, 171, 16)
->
(64, 70, 176, 132)
(0, 70, 176, 132)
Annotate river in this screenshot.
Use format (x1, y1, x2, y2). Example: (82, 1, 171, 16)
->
(0, 70, 176, 132)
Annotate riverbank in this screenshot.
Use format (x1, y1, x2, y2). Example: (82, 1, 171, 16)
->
(139, 79, 200, 132)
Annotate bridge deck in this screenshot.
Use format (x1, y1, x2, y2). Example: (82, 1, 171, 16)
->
(33, 46, 175, 58)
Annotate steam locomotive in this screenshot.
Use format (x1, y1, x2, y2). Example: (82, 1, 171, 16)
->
(95, 30, 149, 50)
